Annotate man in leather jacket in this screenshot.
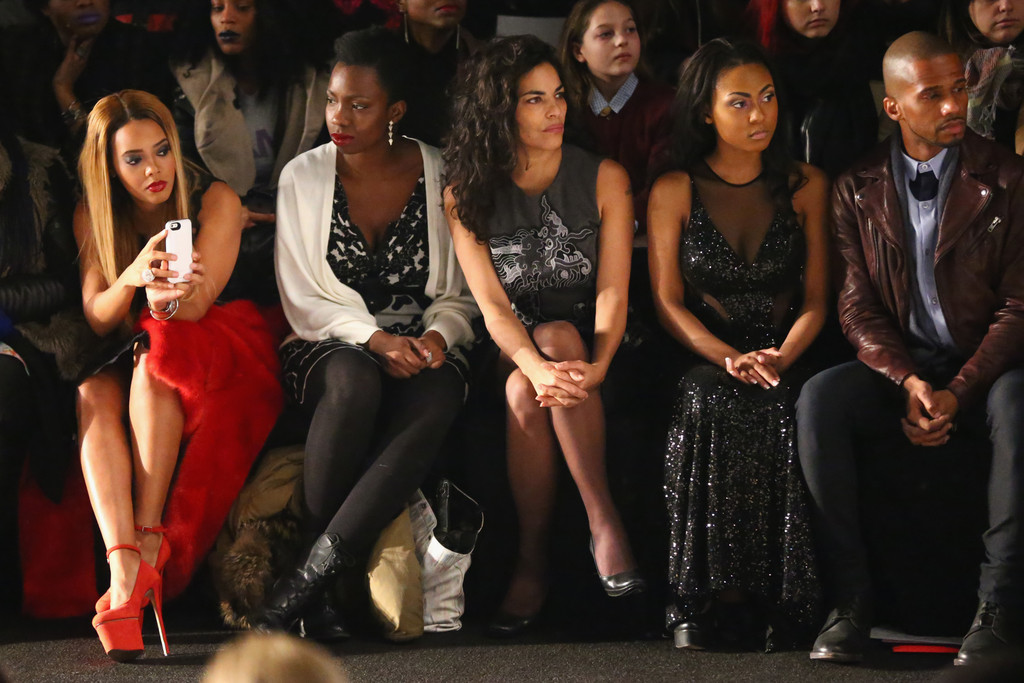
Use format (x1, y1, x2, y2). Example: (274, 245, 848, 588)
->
(796, 31, 1024, 667)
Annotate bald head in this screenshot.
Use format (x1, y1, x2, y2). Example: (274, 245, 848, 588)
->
(880, 31, 968, 160)
(883, 32, 961, 97)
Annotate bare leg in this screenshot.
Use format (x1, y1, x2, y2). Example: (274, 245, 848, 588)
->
(128, 347, 184, 567)
(78, 368, 139, 608)
(532, 322, 636, 576)
(500, 361, 559, 617)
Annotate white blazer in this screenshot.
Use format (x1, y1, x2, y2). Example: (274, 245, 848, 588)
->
(275, 139, 479, 349)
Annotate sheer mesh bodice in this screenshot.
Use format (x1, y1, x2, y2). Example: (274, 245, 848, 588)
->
(680, 163, 805, 351)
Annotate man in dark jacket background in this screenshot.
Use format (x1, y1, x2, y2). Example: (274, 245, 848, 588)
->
(796, 31, 1024, 668)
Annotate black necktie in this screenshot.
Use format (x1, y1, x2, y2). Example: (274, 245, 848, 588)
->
(909, 169, 938, 202)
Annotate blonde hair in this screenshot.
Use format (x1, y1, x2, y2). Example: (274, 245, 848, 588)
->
(203, 633, 348, 683)
(78, 90, 191, 288)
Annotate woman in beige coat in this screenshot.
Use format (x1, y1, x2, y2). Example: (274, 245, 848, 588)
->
(169, 0, 337, 303)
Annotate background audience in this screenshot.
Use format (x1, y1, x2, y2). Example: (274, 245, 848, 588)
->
(397, 0, 479, 147)
(0, 110, 77, 616)
(204, 632, 348, 683)
(170, 0, 338, 304)
(0, 0, 174, 172)
(941, 0, 1024, 153)
(744, 0, 880, 178)
(560, 0, 672, 236)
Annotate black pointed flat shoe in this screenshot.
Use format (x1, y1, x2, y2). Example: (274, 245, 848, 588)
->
(484, 610, 540, 639)
(589, 537, 647, 598)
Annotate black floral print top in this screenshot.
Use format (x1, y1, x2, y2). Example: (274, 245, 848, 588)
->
(325, 175, 431, 336)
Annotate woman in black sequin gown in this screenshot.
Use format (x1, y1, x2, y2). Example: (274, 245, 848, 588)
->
(648, 39, 828, 651)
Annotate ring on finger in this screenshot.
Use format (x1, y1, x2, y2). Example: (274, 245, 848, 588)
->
(425, 351, 434, 364)
(141, 267, 156, 283)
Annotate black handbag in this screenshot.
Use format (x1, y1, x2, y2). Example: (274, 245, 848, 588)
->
(432, 478, 484, 555)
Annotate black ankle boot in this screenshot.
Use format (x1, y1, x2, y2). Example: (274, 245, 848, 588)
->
(251, 533, 356, 633)
(300, 592, 352, 642)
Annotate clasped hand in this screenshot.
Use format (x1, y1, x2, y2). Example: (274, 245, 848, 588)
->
(725, 347, 784, 389)
(367, 330, 445, 378)
(126, 229, 204, 312)
(901, 375, 959, 447)
(528, 360, 603, 409)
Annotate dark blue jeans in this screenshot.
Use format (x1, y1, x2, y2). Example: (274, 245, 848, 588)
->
(796, 360, 1024, 608)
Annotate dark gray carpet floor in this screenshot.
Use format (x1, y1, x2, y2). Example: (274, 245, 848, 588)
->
(0, 615, 967, 682)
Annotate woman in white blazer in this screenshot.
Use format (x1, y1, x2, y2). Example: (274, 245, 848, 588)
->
(252, 27, 479, 640)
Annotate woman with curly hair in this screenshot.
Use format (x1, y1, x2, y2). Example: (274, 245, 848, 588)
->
(940, 0, 1024, 152)
(444, 34, 645, 637)
(649, 38, 826, 651)
(169, 0, 338, 302)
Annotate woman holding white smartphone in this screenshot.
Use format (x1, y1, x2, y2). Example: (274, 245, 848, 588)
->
(72, 90, 258, 661)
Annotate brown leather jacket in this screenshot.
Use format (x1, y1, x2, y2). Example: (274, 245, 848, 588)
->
(833, 131, 1024, 409)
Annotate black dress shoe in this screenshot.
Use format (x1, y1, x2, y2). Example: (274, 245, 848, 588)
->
(673, 622, 707, 650)
(810, 596, 872, 663)
(955, 601, 1023, 667)
(484, 610, 540, 638)
(588, 537, 647, 598)
(299, 595, 351, 642)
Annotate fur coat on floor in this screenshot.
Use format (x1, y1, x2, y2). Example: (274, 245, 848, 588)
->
(18, 300, 284, 617)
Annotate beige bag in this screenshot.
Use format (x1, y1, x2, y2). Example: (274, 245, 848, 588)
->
(366, 509, 423, 642)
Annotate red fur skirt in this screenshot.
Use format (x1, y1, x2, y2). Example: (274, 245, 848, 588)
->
(18, 300, 284, 618)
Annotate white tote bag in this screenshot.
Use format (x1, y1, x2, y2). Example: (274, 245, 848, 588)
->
(408, 481, 483, 632)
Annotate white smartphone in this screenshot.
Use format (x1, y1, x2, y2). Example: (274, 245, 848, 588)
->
(164, 219, 193, 284)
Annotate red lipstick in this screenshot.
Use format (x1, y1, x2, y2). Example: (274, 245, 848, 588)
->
(147, 181, 167, 193)
(331, 133, 354, 146)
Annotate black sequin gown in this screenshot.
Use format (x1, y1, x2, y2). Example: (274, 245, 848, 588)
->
(664, 165, 821, 646)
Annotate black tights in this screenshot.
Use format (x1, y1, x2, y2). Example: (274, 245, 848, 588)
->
(300, 348, 465, 552)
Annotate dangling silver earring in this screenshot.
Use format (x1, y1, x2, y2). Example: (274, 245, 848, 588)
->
(388, 120, 394, 147)
(456, 24, 461, 52)
(403, 14, 410, 44)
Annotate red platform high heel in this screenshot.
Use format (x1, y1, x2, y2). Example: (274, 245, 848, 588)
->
(92, 544, 170, 662)
(136, 524, 171, 574)
(96, 525, 171, 613)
